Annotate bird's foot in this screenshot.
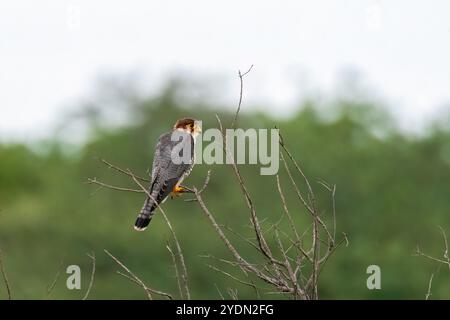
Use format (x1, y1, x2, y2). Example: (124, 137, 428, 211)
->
(170, 185, 193, 198)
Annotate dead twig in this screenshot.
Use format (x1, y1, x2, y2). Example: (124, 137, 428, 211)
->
(167, 243, 183, 299)
(206, 264, 262, 298)
(231, 64, 254, 129)
(126, 168, 190, 300)
(0, 249, 11, 300)
(185, 169, 212, 202)
(189, 66, 344, 300)
(425, 272, 434, 300)
(100, 159, 150, 182)
(415, 226, 450, 270)
(105, 249, 172, 300)
(46, 260, 65, 298)
(87, 161, 190, 300)
(82, 252, 96, 300)
(86, 64, 345, 300)
(217, 114, 281, 277)
(214, 283, 225, 300)
(194, 188, 291, 292)
(86, 178, 143, 193)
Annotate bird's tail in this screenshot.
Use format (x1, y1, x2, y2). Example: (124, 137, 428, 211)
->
(134, 197, 157, 231)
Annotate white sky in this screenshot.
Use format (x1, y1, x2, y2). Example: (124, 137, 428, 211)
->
(1, 0, 450, 140)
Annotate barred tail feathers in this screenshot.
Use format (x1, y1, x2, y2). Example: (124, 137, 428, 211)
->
(134, 197, 157, 231)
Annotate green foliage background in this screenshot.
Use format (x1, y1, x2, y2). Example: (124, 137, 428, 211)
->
(1, 79, 449, 299)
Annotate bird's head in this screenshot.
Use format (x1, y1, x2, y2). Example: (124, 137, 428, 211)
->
(173, 118, 202, 137)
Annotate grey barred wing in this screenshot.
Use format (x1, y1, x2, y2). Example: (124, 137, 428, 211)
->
(134, 131, 194, 231)
(151, 131, 194, 182)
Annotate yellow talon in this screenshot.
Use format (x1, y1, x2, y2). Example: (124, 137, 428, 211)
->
(171, 185, 185, 198)
(174, 185, 185, 193)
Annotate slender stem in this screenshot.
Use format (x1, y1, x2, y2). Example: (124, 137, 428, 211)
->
(0, 249, 11, 300)
(105, 249, 172, 300)
(82, 252, 96, 300)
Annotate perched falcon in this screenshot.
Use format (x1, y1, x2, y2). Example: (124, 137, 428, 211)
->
(134, 118, 202, 231)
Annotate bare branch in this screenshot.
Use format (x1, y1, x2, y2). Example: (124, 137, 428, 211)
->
(275, 175, 302, 251)
(46, 260, 64, 298)
(100, 159, 150, 182)
(161, 211, 190, 299)
(193, 188, 291, 292)
(214, 283, 225, 300)
(414, 248, 449, 265)
(318, 179, 337, 242)
(415, 227, 450, 270)
(89, 162, 190, 300)
(274, 226, 312, 264)
(220, 224, 260, 252)
(82, 252, 96, 300)
(126, 168, 190, 299)
(184, 169, 212, 202)
(86, 64, 346, 301)
(425, 272, 434, 300)
(278, 131, 316, 209)
(217, 114, 278, 272)
(231, 64, 254, 129)
(279, 151, 314, 215)
(227, 288, 239, 300)
(105, 249, 172, 300)
(318, 232, 349, 273)
(274, 229, 305, 299)
(0, 248, 11, 300)
(438, 226, 450, 269)
(86, 178, 143, 193)
(166, 243, 183, 299)
(206, 264, 261, 298)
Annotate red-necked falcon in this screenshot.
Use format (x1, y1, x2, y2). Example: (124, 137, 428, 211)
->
(134, 118, 201, 231)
